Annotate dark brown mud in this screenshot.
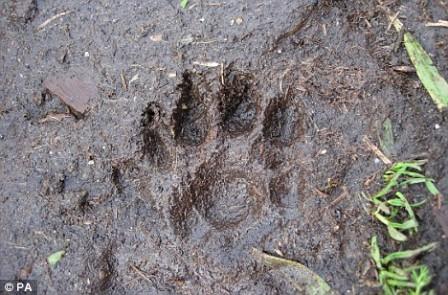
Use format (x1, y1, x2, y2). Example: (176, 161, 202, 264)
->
(1, 0, 447, 294)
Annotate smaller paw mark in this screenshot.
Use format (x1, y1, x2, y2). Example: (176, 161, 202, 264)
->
(172, 72, 209, 146)
(219, 71, 258, 137)
(263, 94, 304, 145)
(141, 102, 171, 168)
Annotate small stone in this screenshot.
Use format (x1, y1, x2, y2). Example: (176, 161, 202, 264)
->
(435, 124, 440, 130)
(43, 74, 97, 114)
(150, 34, 163, 42)
(235, 17, 243, 25)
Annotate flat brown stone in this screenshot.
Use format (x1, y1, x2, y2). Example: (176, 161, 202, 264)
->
(44, 75, 97, 114)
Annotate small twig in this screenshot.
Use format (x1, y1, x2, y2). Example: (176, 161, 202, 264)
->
(327, 186, 349, 208)
(120, 70, 128, 91)
(205, 2, 226, 7)
(362, 136, 392, 165)
(37, 11, 71, 31)
(38, 112, 72, 123)
(130, 265, 153, 283)
(436, 193, 442, 210)
(426, 20, 448, 28)
(193, 39, 221, 44)
(220, 63, 225, 85)
(386, 11, 400, 31)
(192, 61, 221, 67)
(392, 65, 415, 73)
(314, 188, 329, 197)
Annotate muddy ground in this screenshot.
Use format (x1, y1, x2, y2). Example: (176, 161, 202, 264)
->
(1, 0, 447, 294)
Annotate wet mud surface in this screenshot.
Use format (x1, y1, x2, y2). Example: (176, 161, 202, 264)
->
(1, 0, 448, 294)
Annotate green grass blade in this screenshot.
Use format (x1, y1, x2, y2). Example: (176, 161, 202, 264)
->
(391, 161, 425, 172)
(180, 0, 189, 9)
(387, 198, 406, 207)
(403, 32, 448, 111)
(425, 181, 440, 196)
(372, 180, 397, 199)
(395, 192, 416, 220)
(390, 218, 417, 230)
(388, 226, 408, 241)
(382, 243, 438, 264)
(371, 236, 383, 269)
(400, 171, 426, 178)
(410, 199, 427, 208)
(389, 265, 412, 276)
(374, 212, 391, 226)
(380, 270, 409, 281)
(374, 212, 418, 230)
(386, 279, 416, 288)
(382, 283, 395, 295)
(47, 250, 65, 267)
(400, 178, 427, 186)
(379, 118, 394, 156)
(412, 266, 431, 294)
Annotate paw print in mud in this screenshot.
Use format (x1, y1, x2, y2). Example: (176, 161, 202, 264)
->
(140, 68, 307, 239)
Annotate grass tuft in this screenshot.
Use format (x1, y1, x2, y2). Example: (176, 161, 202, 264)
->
(367, 160, 440, 294)
(370, 236, 437, 295)
(369, 160, 440, 242)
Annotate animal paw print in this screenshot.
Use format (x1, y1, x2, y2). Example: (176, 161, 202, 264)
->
(172, 72, 210, 146)
(140, 68, 307, 238)
(141, 102, 171, 169)
(170, 157, 267, 237)
(218, 71, 258, 137)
